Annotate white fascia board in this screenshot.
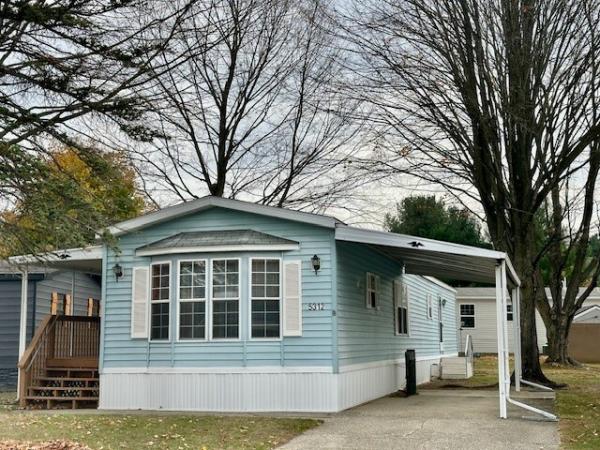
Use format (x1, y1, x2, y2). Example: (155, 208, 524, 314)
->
(136, 244, 300, 257)
(102, 196, 340, 238)
(335, 225, 506, 259)
(423, 276, 457, 293)
(9, 245, 103, 265)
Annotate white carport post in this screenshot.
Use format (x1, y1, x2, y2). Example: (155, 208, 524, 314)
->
(16, 267, 28, 401)
(512, 286, 522, 392)
(495, 260, 510, 419)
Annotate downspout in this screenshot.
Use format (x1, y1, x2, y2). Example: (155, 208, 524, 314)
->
(17, 267, 29, 401)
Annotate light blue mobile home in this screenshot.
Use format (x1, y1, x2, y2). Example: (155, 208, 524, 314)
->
(96, 197, 457, 412)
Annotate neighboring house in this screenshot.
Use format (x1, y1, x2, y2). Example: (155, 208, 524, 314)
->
(456, 287, 600, 354)
(0, 262, 101, 389)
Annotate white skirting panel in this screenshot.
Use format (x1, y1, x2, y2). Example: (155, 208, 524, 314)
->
(100, 372, 338, 413)
(337, 356, 442, 411)
(100, 356, 445, 413)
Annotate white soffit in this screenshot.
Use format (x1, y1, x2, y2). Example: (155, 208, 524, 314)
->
(335, 225, 520, 287)
(9, 245, 103, 273)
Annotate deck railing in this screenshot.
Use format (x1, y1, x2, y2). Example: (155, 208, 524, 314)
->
(18, 315, 100, 406)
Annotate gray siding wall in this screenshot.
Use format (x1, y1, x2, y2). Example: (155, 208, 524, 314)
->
(336, 241, 458, 368)
(0, 272, 100, 388)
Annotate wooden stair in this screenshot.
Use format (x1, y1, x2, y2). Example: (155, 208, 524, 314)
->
(25, 366, 99, 409)
(19, 315, 101, 409)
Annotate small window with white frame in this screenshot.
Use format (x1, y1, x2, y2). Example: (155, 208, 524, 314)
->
(395, 280, 409, 335)
(460, 304, 475, 328)
(426, 293, 433, 320)
(211, 259, 240, 339)
(250, 258, 281, 339)
(366, 272, 379, 309)
(178, 260, 207, 340)
(150, 262, 170, 341)
(507, 304, 513, 321)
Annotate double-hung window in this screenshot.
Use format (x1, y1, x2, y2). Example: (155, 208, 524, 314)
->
(150, 262, 170, 340)
(211, 259, 240, 339)
(366, 272, 379, 309)
(460, 304, 475, 328)
(178, 260, 207, 340)
(395, 280, 409, 335)
(251, 259, 281, 338)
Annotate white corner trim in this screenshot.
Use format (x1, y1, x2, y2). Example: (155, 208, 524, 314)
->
(100, 366, 334, 375)
(136, 244, 299, 257)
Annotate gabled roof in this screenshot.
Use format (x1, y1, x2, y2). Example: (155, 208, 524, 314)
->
(574, 304, 600, 320)
(136, 230, 299, 256)
(103, 196, 344, 237)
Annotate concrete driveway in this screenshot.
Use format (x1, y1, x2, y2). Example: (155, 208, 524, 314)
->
(280, 389, 559, 450)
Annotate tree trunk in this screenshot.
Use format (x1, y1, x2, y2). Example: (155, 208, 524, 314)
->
(545, 313, 575, 365)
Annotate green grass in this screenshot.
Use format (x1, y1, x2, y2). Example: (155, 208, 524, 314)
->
(424, 356, 600, 450)
(0, 407, 320, 450)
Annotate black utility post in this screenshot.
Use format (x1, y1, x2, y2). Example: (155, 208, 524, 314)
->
(405, 349, 417, 396)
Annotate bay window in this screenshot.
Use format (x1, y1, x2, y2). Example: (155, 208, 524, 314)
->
(150, 262, 170, 340)
(211, 259, 240, 339)
(178, 260, 207, 339)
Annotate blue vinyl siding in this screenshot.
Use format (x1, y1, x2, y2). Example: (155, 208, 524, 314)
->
(102, 207, 335, 370)
(336, 241, 457, 367)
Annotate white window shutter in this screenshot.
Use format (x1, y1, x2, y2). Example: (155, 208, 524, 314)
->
(283, 260, 302, 337)
(131, 266, 149, 339)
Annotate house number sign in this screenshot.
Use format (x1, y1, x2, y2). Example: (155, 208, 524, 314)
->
(307, 303, 325, 311)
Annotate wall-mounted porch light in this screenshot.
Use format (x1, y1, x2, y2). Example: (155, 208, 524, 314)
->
(311, 254, 321, 275)
(113, 263, 123, 282)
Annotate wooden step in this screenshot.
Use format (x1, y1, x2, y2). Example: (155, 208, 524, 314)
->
(36, 376, 98, 382)
(29, 386, 99, 392)
(26, 396, 98, 401)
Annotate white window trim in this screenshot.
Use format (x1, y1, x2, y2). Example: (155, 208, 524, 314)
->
(365, 272, 380, 310)
(209, 257, 242, 341)
(248, 257, 283, 341)
(427, 293, 433, 320)
(176, 259, 208, 342)
(460, 303, 476, 329)
(149, 260, 172, 342)
(395, 280, 410, 336)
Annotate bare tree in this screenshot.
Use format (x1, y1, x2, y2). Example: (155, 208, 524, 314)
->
(349, 0, 600, 381)
(134, 0, 365, 210)
(0, 0, 195, 254)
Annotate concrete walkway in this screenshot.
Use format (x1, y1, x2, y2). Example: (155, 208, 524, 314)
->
(280, 389, 559, 450)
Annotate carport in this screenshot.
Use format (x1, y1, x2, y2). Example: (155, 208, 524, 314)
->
(335, 225, 557, 420)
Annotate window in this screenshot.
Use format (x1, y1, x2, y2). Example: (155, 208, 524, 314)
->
(211, 259, 239, 339)
(151, 262, 170, 340)
(507, 304, 513, 321)
(366, 273, 379, 309)
(460, 304, 475, 328)
(427, 294, 433, 320)
(178, 260, 206, 340)
(251, 259, 281, 338)
(395, 280, 409, 335)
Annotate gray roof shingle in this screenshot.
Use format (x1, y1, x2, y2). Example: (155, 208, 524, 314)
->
(136, 230, 298, 253)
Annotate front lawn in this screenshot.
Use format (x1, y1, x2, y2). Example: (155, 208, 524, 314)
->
(0, 396, 320, 450)
(425, 356, 600, 450)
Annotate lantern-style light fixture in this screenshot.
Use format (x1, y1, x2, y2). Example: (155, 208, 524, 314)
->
(113, 263, 123, 282)
(311, 254, 321, 275)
